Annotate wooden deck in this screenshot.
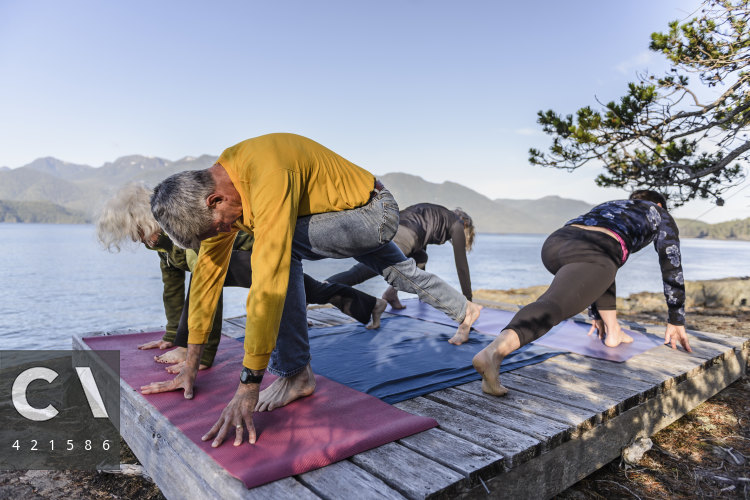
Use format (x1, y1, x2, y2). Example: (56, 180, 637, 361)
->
(73, 302, 749, 500)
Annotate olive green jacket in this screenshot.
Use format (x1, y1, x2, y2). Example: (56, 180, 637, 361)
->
(148, 232, 254, 342)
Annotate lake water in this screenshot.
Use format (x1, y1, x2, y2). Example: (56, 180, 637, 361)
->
(1, 224, 748, 350)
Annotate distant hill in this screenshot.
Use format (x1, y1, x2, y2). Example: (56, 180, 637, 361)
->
(2, 154, 747, 238)
(676, 217, 750, 240)
(380, 173, 536, 233)
(0, 200, 89, 223)
(494, 196, 593, 232)
(380, 173, 593, 234)
(0, 155, 215, 216)
(1, 157, 591, 233)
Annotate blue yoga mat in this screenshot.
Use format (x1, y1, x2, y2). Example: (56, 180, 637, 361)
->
(236, 316, 564, 404)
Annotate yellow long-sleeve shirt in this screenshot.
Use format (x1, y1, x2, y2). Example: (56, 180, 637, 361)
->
(187, 133, 375, 369)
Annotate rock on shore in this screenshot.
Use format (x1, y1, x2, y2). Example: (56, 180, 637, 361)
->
(475, 277, 750, 314)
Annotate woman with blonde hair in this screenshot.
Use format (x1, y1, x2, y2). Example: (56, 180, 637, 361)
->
(97, 182, 227, 368)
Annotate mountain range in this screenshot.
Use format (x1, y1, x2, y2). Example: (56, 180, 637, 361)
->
(1, 155, 748, 239)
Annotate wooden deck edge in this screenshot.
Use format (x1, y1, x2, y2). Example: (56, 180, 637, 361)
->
(72, 333, 321, 500)
(448, 341, 749, 500)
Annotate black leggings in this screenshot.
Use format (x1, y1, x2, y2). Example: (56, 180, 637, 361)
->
(506, 226, 623, 346)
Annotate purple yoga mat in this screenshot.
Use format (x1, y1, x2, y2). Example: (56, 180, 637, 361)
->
(83, 331, 437, 489)
(532, 320, 664, 362)
(385, 298, 514, 335)
(387, 299, 664, 362)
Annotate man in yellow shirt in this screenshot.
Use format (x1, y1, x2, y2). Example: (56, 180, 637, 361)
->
(142, 133, 481, 448)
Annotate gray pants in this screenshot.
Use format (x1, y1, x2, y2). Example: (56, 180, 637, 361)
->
(268, 188, 468, 377)
(326, 225, 424, 285)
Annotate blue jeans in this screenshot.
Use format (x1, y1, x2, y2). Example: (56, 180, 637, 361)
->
(267, 188, 469, 377)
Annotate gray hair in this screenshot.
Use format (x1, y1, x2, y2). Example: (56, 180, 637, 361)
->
(454, 207, 475, 252)
(151, 169, 215, 249)
(96, 182, 160, 252)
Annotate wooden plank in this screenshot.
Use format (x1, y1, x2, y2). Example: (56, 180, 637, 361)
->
(73, 334, 320, 500)
(221, 319, 245, 338)
(454, 334, 750, 500)
(627, 318, 748, 346)
(513, 363, 641, 412)
(398, 427, 504, 483)
(542, 353, 677, 386)
(510, 361, 654, 406)
(455, 379, 601, 433)
(298, 460, 406, 499)
(426, 387, 574, 448)
(686, 328, 750, 349)
(395, 397, 541, 469)
(499, 372, 620, 417)
(624, 320, 749, 350)
(681, 336, 737, 361)
(224, 316, 246, 329)
(350, 442, 466, 499)
(626, 345, 725, 383)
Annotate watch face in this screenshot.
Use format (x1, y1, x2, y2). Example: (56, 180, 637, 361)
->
(240, 368, 263, 384)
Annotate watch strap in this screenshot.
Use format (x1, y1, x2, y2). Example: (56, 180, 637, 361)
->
(240, 367, 264, 384)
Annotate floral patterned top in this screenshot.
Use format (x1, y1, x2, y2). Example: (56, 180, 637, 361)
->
(566, 199, 685, 325)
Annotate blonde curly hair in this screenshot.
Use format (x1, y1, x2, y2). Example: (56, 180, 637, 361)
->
(96, 182, 160, 252)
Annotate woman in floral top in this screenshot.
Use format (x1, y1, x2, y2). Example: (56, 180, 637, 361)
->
(473, 190, 692, 397)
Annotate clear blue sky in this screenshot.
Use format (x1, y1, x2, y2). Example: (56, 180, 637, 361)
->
(1, 0, 746, 222)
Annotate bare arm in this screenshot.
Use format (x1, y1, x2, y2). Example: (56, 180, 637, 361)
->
(449, 221, 472, 301)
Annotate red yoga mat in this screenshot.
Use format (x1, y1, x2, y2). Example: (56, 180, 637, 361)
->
(83, 331, 437, 489)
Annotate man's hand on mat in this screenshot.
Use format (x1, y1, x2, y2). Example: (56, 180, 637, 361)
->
(138, 339, 174, 350)
(664, 324, 692, 352)
(202, 384, 258, 447)
(140, 343, 203, 399)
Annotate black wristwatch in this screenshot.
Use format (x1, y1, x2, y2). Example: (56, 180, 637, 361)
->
(240, 367, 264, 384)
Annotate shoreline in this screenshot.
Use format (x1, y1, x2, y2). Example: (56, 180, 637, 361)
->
(5, 220, 750, 242)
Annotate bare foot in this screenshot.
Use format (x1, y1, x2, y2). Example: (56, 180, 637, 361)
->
(166, 360, 210, 373)
(603, 327, 634, 348)
(449, 301, 483, 345)
(593, 309, 634, 347)
(366, 298, 388, 329)
(471, 329, 520, 396)
(382, 286, 405, 309)
(138, 339, 174, 350)
(255, 363, 316, 412)
(472, 347, 508, 396)
(155, 347, 187, 364)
